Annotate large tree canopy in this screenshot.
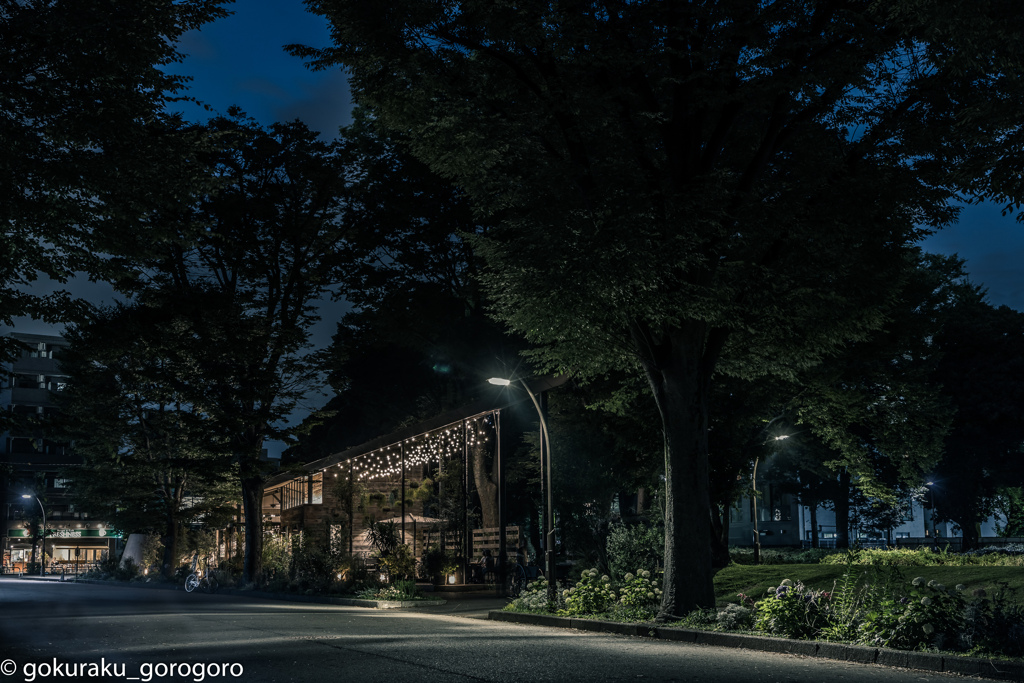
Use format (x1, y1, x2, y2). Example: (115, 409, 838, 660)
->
(295, 0, 1024, 615)
(123, 112, 360, 583)
(57, 302, 238, 577)
(0, 0, 228, 358)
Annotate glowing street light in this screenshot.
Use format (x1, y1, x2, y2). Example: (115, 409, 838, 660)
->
(489, 376, 556, 608)
(22, 494, 47, 576)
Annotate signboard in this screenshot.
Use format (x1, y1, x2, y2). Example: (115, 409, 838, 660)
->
(5, 528, 120, 539)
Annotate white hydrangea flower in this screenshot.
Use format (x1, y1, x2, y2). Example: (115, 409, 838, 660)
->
(780, 579, 793, 587)
(922, 623, 935, 635)
(921, 597, 932, 606)
(912, 577, 925, 586)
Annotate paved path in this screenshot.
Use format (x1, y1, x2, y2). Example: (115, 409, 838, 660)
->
(0, 577, 991, 682)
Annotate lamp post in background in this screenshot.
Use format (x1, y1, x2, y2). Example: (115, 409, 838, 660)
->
(22, 494, 46, 576)
(925, 481, 937, 546)
(752, 434, 790, 565)
(489, 376, 556, 608)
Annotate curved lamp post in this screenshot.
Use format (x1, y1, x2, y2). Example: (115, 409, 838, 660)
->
(489, 376, 556, 608)
(22, 494, 46, 576)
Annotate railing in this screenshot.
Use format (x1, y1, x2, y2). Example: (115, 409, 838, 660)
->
(803, 537, 1024, 551)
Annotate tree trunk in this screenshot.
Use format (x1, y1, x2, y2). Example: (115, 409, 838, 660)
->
(809, 504, 819, 549)
(470, 438, 498, 529)
(636, 324, 717, 618)
(709, 504, 731, 568)
(162, 513, 179, 579)
(955, 514, 980, 551)
(241, 475, 264, 585)
(834, 471, 851, 549)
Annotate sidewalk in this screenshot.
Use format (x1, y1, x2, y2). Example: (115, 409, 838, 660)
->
(489, 610, 1024, 682)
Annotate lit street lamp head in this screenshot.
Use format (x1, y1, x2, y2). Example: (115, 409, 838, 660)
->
(487, 377, 512, 386)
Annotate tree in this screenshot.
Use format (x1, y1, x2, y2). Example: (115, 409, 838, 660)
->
(124, 112, 360, 583)
(931, 298, 1024, 549)
(0, 0, 227, 359)
(295, 1, 1024, 615)
(287, 111, 513, 462)
(57, 303, 237, 577)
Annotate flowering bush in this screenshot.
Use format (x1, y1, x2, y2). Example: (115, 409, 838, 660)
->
(716, 603, 754, 630)
(858, 577, 966, 650)
(618, 569, 662, 608)
(753, 579, 833, 639)
(564, 568, 616, 615)
(507, 578, 556, 612)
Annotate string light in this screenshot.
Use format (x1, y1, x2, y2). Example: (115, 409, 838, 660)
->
(351, 414, 494, 481)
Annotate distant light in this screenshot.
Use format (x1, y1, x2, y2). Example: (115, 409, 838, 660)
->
(488, 377, 512, 386)
(926, 481, 934, 486)
(21, 494, 31, 499)
(774, 435, 790, 441)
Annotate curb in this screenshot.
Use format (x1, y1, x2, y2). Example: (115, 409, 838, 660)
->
(488, 611, 1024, 681)
(16, 575, 446, 609)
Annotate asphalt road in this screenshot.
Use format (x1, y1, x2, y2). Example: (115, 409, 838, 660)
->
(0, 577, 986, 683)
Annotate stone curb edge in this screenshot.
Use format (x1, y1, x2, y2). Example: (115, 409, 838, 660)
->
(13, 575, 445, 609)
(487, 611, 1024, 681)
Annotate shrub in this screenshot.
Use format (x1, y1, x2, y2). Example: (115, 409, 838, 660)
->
(858, 577, 966, 650)
(563, 568, 616, 615)
(961, 586, 1024, 657)
(290, 527, 349, 593)
(378, 544, 416, 582)
(752, 579, 833, 639)
(506, 577, 559, 612)
(364, 579, 420, 601)
(115, 557, 139, 582)
(261, 534, 291, 583)
(618, 569, 662, 609)
(716, 603, 754, 630)
(606, 523, 662, 581)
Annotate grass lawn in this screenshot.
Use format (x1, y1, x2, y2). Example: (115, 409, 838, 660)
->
(713, 564, 1024, 606)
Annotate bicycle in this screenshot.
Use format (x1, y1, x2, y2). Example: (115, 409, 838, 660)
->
(505, 562, 527, 598)
(184, 554, 218, 594)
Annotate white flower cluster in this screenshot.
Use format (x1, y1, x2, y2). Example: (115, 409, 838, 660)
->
(508, 578, 552, 612)
(564, 568, 616, 615)
(618, 568, 662, 608)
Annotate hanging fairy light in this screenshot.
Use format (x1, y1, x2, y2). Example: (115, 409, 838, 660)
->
(349, 413, 496, 481)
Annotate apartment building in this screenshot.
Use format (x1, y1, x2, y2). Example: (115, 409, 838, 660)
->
(1, 333, 118, 573)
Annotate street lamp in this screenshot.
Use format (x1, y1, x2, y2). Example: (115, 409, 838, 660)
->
(22, 494, 46, 576)
(489, 376, 556, 608)
(925, 481, 937, 545)
(752, 434, 789, 565)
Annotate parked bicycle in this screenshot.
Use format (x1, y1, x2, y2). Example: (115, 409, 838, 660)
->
(184, 553, 218, 594)
(505, 562, 527, 598)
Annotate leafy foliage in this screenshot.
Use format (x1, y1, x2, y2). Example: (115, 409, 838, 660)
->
(606, 523, 663, 582)
(753, 579, 834, 640)
(563, 568, 616, 616)
(618, 570, 663, 609)
(0, 0, 227, 358)
(296, 0, 1024, 615)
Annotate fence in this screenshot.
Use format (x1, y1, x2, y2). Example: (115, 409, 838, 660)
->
(805, 537, 1024, 551)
